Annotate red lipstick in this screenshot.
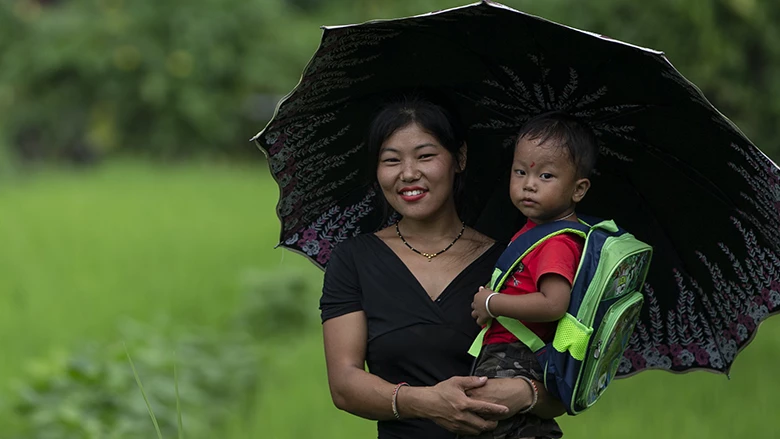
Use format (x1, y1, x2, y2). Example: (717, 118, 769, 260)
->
(398, 186, 427, 202)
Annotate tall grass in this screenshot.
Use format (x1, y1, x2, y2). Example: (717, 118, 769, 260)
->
(126, 345, 164, 439)
(1, 161, 778, 438)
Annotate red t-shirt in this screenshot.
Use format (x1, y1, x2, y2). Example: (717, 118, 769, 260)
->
(484, 219, 585, 345)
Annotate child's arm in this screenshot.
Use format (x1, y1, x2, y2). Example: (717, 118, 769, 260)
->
(472, 274, 571, 326)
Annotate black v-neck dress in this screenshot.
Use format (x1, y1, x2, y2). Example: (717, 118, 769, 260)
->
(320, 234, 504, 439)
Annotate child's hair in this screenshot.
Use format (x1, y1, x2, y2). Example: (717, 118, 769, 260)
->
(516, 112, 599, 178)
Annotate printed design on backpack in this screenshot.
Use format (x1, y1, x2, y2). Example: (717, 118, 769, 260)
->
(605, 252, 651, 300)
(583, 295, 643, 405)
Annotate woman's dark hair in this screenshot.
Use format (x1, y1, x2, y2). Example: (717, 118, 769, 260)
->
(365, 94, 468, 224)
(516, 111, 600, 178)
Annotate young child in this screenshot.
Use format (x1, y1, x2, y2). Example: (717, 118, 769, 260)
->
(468, 112, 599, 439)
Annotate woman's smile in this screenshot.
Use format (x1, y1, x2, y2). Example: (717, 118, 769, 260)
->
(399, 186, 428, 202)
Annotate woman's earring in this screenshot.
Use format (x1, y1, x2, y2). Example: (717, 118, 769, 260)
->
(457, 144, 468, 172)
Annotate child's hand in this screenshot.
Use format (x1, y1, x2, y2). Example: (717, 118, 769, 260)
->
(471, 286, 497, 326)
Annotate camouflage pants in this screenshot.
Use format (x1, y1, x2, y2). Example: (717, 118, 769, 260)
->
(460, 342, 563, 439)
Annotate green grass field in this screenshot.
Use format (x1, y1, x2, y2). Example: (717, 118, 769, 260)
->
(1, 161, 778, 438)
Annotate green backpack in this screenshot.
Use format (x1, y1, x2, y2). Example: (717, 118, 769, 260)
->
(469, 215, 653, 414)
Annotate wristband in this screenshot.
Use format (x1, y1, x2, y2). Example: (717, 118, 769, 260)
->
(391, 382, 409, 419)
(515, 376, 539, 414)
(485, 292, 500, 319)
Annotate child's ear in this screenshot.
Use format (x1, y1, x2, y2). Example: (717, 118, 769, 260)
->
(572, 177, 591, 203)
(456, 142, 467, 173)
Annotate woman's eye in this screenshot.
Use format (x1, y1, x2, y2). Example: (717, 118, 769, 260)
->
(381, 157, 400, 163)
(418, 154, 435, 160)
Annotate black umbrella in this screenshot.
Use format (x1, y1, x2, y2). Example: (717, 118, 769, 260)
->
(252, 0, 780, 378)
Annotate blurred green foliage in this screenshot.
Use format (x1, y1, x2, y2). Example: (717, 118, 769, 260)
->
(14, 320, 260, 439)
(11, 267, 319, 439)
(1, 0, 778, 162)
(235, 268, 318, 339)
(0, 0, 318, 161)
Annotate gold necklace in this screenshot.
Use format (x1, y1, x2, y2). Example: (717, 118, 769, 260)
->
(395, 221, 466, 262)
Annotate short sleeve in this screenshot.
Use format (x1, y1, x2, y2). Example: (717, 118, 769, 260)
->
(530, 235, 584, 288)
(320, 240, 363, 323)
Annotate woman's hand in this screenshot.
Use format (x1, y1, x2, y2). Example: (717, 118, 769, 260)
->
(401, 376, 509, 435)
(466, 377, 566, 420)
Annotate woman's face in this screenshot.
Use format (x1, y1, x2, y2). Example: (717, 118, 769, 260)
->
(376, 122, 462, 222)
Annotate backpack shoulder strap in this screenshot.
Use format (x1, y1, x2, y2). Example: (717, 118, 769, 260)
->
(489, 221, 590, 291)
(469, 220, 591, 357)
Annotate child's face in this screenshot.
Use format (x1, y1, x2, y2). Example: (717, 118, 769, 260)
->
(510, 136, 591, 224)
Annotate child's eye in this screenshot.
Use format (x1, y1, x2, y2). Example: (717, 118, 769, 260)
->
(540, 173, 554, 180)
(514, 169, 526, 176)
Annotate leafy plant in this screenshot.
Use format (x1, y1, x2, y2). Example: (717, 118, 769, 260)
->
(13, 320, 260, 439)
(11, 267, 320, 438)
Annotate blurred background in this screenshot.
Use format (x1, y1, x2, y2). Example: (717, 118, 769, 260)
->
(1, 0, 778, 438)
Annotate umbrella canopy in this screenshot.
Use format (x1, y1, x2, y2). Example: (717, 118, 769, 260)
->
(252, 0, 780, 378)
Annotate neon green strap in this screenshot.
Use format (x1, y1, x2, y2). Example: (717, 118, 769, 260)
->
(468, 325, 489, 357)
(497, 317, 546, 352)
(468, 317, 546, 357)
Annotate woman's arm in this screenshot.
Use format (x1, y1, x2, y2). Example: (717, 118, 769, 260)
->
(323, 311, 510, 435)
(322, 311, 393, 418)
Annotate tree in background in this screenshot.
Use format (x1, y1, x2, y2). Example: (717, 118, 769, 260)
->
(0, 0, 319, 161)
(1, 0, 777, 162)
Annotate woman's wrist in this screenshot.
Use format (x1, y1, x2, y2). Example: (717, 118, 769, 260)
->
(514, 376, 538, 414)
(391, 382, 410, 419)
(393, 385, 430, 420)
(525, 379, 566, 418)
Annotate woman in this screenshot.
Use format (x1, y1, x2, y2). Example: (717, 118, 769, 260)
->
(320, 96, 565, 439)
